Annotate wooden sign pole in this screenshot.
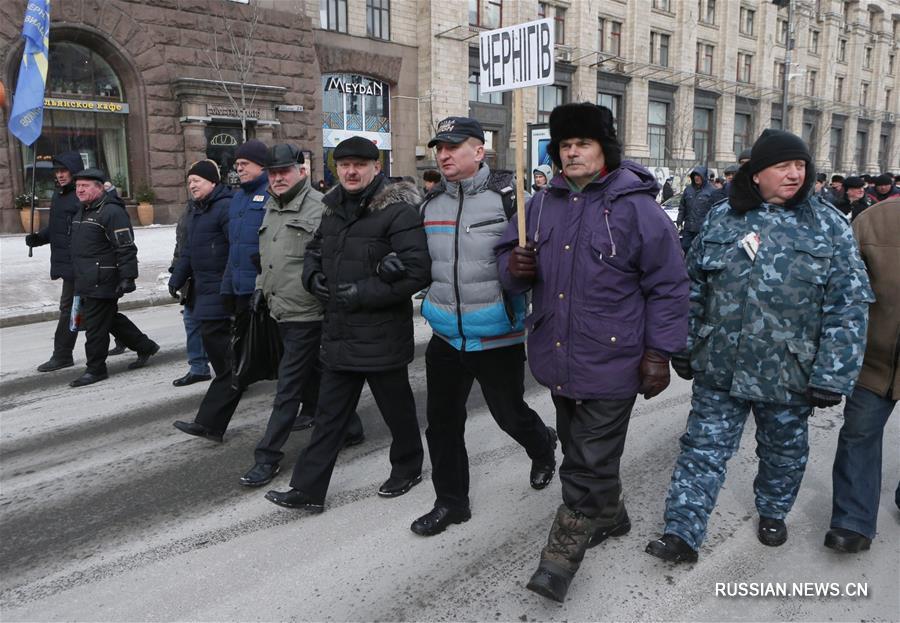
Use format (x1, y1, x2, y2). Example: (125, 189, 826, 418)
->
(514, 88, 526, 248)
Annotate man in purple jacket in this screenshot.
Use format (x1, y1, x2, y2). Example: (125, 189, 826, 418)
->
(496, 102, 689, 603)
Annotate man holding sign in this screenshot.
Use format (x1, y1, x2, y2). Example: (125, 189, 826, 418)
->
(496, 102, 689, 602)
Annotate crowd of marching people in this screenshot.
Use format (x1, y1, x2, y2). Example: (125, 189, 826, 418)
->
(25, 101, 898, 603)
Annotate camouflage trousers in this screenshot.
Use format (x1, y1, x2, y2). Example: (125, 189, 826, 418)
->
(662, 384, 813, 550)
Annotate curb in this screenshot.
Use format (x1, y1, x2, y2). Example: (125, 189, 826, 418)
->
(0, 295, 178, 329)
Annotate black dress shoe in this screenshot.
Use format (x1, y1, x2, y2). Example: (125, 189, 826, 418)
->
(173, 420, 223, 443)
(264, 488, 324, 512)
(645, 533, 699, 563)
(410, 505, 472, 536)
(758, 517, 787, 547)
(378, 474, 422, 498)
(172, 372, 212, 387)
(69, 371, 109, 388)
(530, 427, 558, 490)
(108, 343, 127, 356)
(128, 342, 160, 370)
(824, 527, 871, 553)
(240, 463, 280, 487)
(343, 431, 366, 448)
(292, 411, 315, 431)
(37, 357, 74, 372)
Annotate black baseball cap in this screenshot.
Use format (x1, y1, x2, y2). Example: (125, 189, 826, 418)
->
(428, 116, 485, 148)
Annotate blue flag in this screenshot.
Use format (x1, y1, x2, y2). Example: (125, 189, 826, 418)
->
(8, 0, 51, 146)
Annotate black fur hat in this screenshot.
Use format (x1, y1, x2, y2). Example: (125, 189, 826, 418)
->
(547, 102, 621, 171)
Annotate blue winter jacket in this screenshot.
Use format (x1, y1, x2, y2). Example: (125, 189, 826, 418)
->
(677, 166, 725, 233)
(221, 172, 269, 295)
(170, 184, 234, 320)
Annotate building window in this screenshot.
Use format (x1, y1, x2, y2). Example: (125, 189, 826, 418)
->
(468, 71, 503, 105)
(647, 101, 668, 165)
(24, 41, 131, 199)
(609, 21, 622, 56)
(809, 29, 819, 54)
(864, 47, 873, 69)
(696, 43, 714, 75)
(829, 127, 843, 170)
(886, 89, 893, 111)
(737, 52, 753, 83)
(320, 0, 348, 33)
(693, 108, 713, 165)
(366, 0, 390, 40)
(322, 74, 390, 134)
(652, 0, 671, 11)
(806, 70, 816, 96)
(855, 131, 868, 170)
(537, 84, 566, 123)
(554, 6, 566, 44)
(650, 32, 670, 67)
(740, 7, 755, 36)
(699, 0, 716, 24)
(860, 82, 869, 107)
(889, 53, 896, 75)
(598, 18, 622, 56)
(837, 38, 847, 63)
(777, 19, 788, 45)
(878, 133, 890, 171)
(774, 62, 786, 89)
(472, 0, 501, 28)
(802, 122, 816, 159)
(733, 112, 752, 156)
(834, 76, 844, 102)
(597, 92, 622, 136)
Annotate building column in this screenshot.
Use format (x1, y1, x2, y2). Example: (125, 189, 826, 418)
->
(815, 110, 833, 174)
(713, 94, 736, 162)
(672, 86, 695, 162)
(624, 78, 649, 158)
(840, 114, 859, 173)
(865, 119, 882, 173)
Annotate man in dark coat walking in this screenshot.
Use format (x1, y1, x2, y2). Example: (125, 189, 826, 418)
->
(265, 136, 430, 512)
(67, 168, 159, 387)
(677, 165, 724, 254)
(25, 151, 85, 372)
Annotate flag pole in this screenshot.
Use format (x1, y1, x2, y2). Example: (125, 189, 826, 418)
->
(28, 147, 36, 257)
(514, 89, 526, 248)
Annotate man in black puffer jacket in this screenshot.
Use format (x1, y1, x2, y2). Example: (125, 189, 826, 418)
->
(68, 168, 159, 387)
(25, 151, 85, 372)
(266, 136, 431, 512)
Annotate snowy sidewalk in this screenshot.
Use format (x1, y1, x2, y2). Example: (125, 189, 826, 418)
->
(0, 225, 178, 327)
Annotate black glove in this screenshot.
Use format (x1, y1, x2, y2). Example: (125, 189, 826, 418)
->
(250, 288, 265, 313)
(168, 285, 179, 299)
(805, 387, 842, 408)
(670, 352, 694, 380)
(507, 243, 537, 281)
(115, 279, 136, 298)
(638, 350, 671, 399)
(335, 283, 360, 311)
(25, 234, 44, 248)
(250, 253, 262, 275)
(221, 294, 236, 315)
(377, 253, 406, 284)
(309, 272, 330, 303)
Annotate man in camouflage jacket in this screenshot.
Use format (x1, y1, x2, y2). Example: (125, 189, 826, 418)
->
(646, 130, 874, 564)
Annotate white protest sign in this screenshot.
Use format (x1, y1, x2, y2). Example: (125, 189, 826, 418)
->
(479, 18, 555, 93)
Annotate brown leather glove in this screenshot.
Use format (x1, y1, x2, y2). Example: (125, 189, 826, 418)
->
(639, 349, 671, 399)
(507, 243, 537, 281)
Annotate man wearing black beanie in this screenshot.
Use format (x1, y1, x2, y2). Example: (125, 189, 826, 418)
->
(646, 129, 874, 564)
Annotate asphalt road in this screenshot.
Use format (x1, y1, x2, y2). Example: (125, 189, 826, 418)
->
(1, 306, 897, 622)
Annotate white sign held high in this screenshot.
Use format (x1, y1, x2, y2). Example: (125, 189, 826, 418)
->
(479, 18, 555, 93)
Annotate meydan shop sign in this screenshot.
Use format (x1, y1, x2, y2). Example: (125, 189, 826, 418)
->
(324, 76, 384, 97)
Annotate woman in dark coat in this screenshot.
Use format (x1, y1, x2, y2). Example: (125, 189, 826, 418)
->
(169, 160, 238, 442)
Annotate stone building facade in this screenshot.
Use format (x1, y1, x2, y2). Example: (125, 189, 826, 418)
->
(1, 0, 318, 232)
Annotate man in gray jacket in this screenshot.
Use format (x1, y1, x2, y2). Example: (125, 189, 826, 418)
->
(239, 143, 363, 487)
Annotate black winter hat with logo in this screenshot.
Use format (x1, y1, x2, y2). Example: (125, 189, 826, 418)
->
(547, 102, 621, 171)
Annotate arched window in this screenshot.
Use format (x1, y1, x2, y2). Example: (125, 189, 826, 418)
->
(21, 42, 131, 199)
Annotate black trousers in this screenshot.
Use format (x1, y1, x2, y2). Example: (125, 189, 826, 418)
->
(425, 337, 555, 511)
(81, 297, 154, 375)
(53, 279, 79, 360)
(552, 394, 636, 518)
(194, 317, 245, 435)
(254, 321, 325, 465)
(289, 365, 423, 502)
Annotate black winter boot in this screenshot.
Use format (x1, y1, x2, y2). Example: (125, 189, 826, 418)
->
(526, 504, 599, 603)
(588, 490, 631, 548)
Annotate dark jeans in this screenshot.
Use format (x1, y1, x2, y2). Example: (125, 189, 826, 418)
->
(289, 365, 423, 502)
(553, 394, 636, 518)
(424, 337, 554, 511)
(81, 297, 155, 375)
(254, 321, 323, 465)
(194, 317, 245, 435)
(680, 231, 697, 256)
(182, 305, 209, 376)
(53, 279, 78, 360)
(831, 385, 897, 538)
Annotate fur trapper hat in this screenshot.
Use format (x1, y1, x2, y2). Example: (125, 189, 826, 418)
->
(547, 102, 621, 171)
